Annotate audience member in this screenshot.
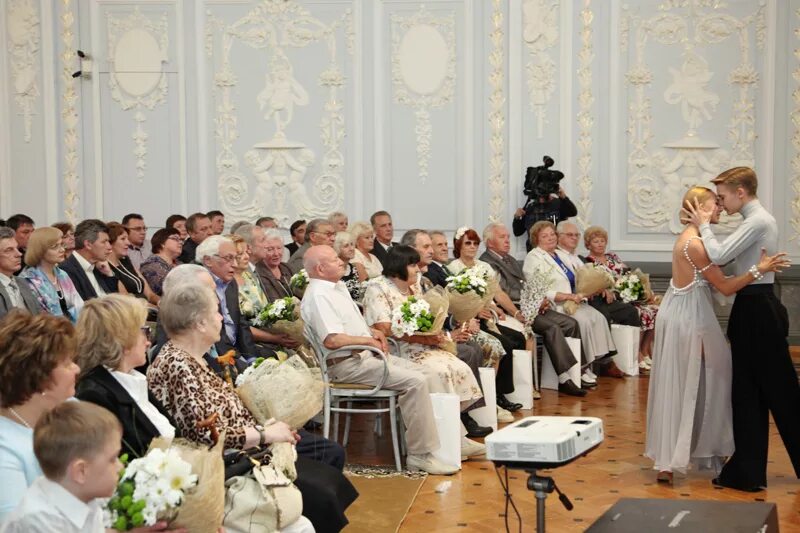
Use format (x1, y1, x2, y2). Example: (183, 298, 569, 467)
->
(107, 222, 159, 305)
(0, 227, 41, 317)
(370, 211, 397, 266)
(51, 222, 76, 255)
(287, 218, 336, 273)
(177, 212, 212, 264)
(479, 223, 524, 301)
(207, 210, 225, 235)
(20, 227, 82, 320)
(165, 213, 188, 240)
(513, 186, 577, 251)
(7, 214, 34, 274)
(1, 401, 123, 532)
(0, 312, 80, 520)
(255, 228, 300, 301)
(333, 231, 366, 302)
(59, 219, 119, 301)
(329, 211, 348, 232)
(425, 230, 451, 287)
(140, 228, 182, 297)
(286, 219, 306, 256)
(349, 221, 383, 279)
(122, 213, 151, 270)
(256, 216, 278, 229)
(229, 220, 250, 234)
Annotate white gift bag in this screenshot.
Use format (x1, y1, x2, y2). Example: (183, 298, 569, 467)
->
(470, 367, 498, 431)
(506, 350, 534, 410)
(429, 393, 462, 470)
(498, 316, 526, 334)
(611, 324, 640, 376)
(541, 337, 582, 391)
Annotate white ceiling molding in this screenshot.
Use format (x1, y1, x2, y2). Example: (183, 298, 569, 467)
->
(6, 0, 40, 143)
(390, 4, 456, 184)
(575, 0, 594, 231)
(487, 0, 505, 223)
(60, 0, 79, 223)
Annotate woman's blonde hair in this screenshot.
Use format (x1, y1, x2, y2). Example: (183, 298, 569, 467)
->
(583, 226, 609, 250)
(348, 221, 373, 242)
(680, 186, 716, 224)
(25, 227, 63, 266)
(529, 221, 556, 248)
(76, 294, 148, 377)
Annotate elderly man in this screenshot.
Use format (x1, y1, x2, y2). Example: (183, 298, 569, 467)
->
(60, 219, 118, 301)
(301, 245, 462, 474)
(122, 213, 151, 270)
(424, 230, 451, 288)
(0, 227, 40, 317)
(480, 222, 585, 397)
(370, 210, 398, 266)
(287, 218, 336, 273)
(177, 212, 213, 264)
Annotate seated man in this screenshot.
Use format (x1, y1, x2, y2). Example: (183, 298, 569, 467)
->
(0, 227, 40, 317)
(60, 219, 118, 301)
(287, 218, 336, 273)
(177, 212, 212, 265)
(370, 211, 399, 267)
(480, 222, 585, 397)
(425, 230, 451, 288)
(301, 245, 461, 475)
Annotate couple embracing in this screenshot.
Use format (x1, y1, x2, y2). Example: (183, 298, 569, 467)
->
(645, 167, 800, 491)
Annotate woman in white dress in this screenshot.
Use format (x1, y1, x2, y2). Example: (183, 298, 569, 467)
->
(522, 221, 616, 386)
(349, 221, 383, 279)
(645, 186, 788, 484)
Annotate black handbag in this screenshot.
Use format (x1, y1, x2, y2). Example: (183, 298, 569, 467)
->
(223, 447, 272, 480)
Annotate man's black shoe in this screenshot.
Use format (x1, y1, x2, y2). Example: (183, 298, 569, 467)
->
(461, 413, 493, 438)
(497, 395, 522, 412)
(558, 381, 587, 397)
(711, 477, 764, 492)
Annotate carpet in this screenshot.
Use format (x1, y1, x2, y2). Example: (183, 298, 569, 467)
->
(342, 465, 427, 533)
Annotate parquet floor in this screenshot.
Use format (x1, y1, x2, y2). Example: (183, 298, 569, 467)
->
(343, 371, 800, 532)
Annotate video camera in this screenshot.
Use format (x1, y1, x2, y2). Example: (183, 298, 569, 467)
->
(524, 156, 564, 201)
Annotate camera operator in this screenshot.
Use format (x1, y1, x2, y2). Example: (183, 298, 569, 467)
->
(512, 157, 578, 251)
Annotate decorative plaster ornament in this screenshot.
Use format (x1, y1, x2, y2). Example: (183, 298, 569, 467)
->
(391, 4, 456, 183)
(6, 0, 40, 142)
(522, 0, 558, 138)
(792, 7, 800, 246)
(663, 51, 719, 137)
(487, 0, 506, 223)
(60, 0, 79, 222)
(576, 0, 594, 231)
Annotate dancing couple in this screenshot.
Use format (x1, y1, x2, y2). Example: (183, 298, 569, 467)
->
(645, 167, 800, 490)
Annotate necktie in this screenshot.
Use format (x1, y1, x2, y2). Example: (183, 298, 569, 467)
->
(7, 278, 23, 308)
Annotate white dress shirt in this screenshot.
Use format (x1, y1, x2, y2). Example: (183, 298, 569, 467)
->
(0, 476, 105, 533)
(110, 369, 176, 439)
(300, 278, 372, 359)
(73, 252, 106, 296)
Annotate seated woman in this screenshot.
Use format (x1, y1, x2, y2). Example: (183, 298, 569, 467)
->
(349, 221, 383, 279)
(255, 229, 303, 301)
(140, 227, 183, 297)
(0, 312, 81, 520)
(363, 245, 489, 438)
(583, 225, 660, 372)
(334, 231, 367, 302)
(230, 233, 300, 350)
(148, 282, 357, 533)
(107, 222, 159, 305)
(51, 222, 76, 255)
(20, 227, 83, 321)
(523, 221, 617, 388)
(448, 227, 526, 415)
(165, 213, 188, 241)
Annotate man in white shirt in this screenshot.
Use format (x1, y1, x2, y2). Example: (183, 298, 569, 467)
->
(301, 245, 458, 475)
(686, 166, 800, 492)
(60, 220, 116, 301)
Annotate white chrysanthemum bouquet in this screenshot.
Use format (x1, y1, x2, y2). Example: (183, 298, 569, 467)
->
(615, 271, 645, 303)
(445, 268, 489, 296)
(445, 266, 498, 323)
(252, 296, 306, 345)
(289, 269, 309, 291)
(391, 295, 434, 337)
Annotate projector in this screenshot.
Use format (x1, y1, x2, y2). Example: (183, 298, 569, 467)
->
(486, 416, 603, 468)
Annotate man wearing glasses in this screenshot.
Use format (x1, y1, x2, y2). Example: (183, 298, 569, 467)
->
(0, 227, 41, 317)
(122, 213, 151, 270)
(287, 218, 337, 274)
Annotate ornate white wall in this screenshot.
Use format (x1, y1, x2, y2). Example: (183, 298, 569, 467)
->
(1, 0, 798, 261)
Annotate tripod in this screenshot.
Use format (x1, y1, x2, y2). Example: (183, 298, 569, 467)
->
(526, 469, 573, 533)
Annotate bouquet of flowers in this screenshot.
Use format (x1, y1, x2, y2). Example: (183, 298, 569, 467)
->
(289, 269, 309, 291)
(105, 448, 199, 531)
(445, 266, 498, 323)
(519, 266, 553, 324)
(391, 296, 434, 337)
(561, 264, 616, 315)
(236, 354, 324, 429)
(615, 270, 645, 303)
(252, 297, 306, 345)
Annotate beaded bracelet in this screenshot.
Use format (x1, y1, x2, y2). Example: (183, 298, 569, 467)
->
(748, 265, 764, 281)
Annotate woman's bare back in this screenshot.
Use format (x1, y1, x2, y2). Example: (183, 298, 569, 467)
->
(671, 230, 711, 289)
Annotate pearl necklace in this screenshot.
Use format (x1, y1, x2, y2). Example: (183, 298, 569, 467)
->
(7, 407, 31, 428)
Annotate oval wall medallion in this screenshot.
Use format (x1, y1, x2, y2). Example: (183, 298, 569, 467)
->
(398, 24, 448, 95)
(114, 28, 162, 97)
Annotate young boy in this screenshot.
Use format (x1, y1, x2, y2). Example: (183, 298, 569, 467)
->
(0, 401, 123, 532)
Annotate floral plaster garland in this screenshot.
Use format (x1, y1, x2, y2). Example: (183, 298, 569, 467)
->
(60, 0, 79, 222)
(487, 0, 505, 223)
(576, 0, 594, 230)
(792, 7, 800, 246)
(6, 0, 40, 142)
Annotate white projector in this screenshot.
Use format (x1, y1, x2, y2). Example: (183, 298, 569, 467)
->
(486, 416, 604, 467)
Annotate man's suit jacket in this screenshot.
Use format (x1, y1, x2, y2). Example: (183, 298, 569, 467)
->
(424, 261, 450, 288)
(59, 253, 119, 301)
(0, 276, 41, 317)
(479, 250, 526, 302)
(286, 242, 299, 257)
(177, 238, 200, 265)
(286, 242, 311, 274)
(371, 239, 398, 267)
(218, 279, 265, 360)
(76, 365, 178, 458)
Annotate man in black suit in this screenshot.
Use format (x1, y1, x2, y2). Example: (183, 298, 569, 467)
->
(60, 219, 118, 301)
(425, 230, 451, 287)
(370, 210, 398, 266)
(285, 219, 306, 257)
(0, 227, 41, 317)
(6, 214, 34, 275)
(177, 212, 212, 264)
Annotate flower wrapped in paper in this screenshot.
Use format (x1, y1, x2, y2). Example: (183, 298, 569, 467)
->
(615, 270, 646, 303)
(562, 264, 615, 315)
(445, 266, 499, 323)
(289, 269, 309, 291)
(391, 288, 457, 354)
(252, 296, 307, 345)
(519, 266, 553, 324)
(236, 354, 324, 430)
(105, 437, 224, 532)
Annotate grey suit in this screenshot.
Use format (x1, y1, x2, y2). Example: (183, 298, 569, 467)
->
(287, 242, 311, 274)
(479, 250, 525, 301)
(0, 276, 41, 317)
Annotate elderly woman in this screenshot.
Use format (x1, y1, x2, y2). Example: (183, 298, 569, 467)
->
(583, 225, 659, 371)
(20, 227, 84, 321)
(140, 227, 183, 296)
(107, 222, 159, 305)
(51, 222, 76, 255)
(255, 228, 301, 302)
(333, 231, 367, 301)
(0, 312, 81, 519)
(523, 221, 617, 387)
(148, 282, 356, 532)
(349, 221, 383, 279)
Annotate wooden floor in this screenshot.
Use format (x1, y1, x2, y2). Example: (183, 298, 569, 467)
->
(342, 372, 800, 532)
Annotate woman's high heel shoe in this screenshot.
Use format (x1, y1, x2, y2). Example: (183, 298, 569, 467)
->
(657, 471, 673, 485)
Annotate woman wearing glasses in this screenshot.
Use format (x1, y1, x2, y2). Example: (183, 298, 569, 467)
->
(140, 227, 183, 297)
(19, 227, 84, 322)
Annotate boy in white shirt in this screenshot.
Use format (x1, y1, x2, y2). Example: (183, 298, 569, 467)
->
(0, 401, 123, 533)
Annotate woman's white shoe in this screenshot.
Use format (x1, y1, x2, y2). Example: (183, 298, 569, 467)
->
(497, 406, 514, 423)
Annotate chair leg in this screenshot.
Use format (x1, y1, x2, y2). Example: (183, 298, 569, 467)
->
(323, 393, 331, 439)
(375, 413, 383, 437)
(398, 405, 407, 456)
(343, 402, 353, 447)
(389, 396, 402, 472)
(332, 409, 340, 443)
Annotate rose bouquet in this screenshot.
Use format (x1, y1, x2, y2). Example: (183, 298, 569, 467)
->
(289, 269, 309, 291)
(252, 296, 306, 345)
(615, 271, 645, 303)
(445, 266, 498, 323)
